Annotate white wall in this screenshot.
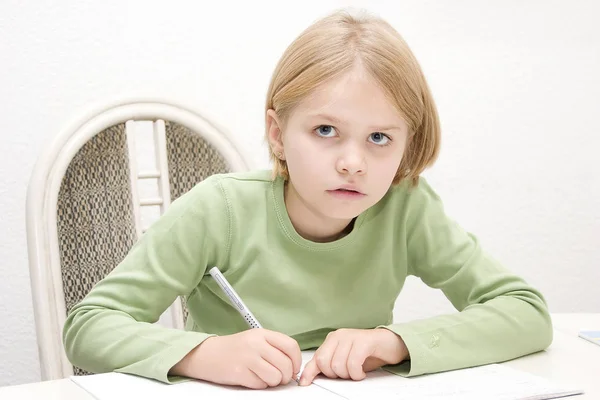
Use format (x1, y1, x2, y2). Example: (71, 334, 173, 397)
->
(1, 0, 598, 387)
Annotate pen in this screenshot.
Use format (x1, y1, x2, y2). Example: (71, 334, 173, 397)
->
(208, 266, 262, 329)
(208, 266, 301, 384)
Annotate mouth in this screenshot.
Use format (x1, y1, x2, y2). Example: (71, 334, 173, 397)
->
(327, 187, 366, 198)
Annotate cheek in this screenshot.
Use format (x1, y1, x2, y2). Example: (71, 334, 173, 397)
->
(284, 133, 318, 166)
(372, 151, 403, 182)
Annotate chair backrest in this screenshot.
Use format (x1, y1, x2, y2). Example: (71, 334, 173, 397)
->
(26, 99, 251, 380)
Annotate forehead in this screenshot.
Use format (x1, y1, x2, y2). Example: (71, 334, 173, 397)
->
(291, 64, 406, 128)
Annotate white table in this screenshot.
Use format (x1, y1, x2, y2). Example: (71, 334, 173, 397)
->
(552, 313, 600, 337)
(1, 313, 598, 399)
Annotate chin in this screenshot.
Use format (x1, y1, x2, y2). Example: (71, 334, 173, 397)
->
(322, 205, 366, 220)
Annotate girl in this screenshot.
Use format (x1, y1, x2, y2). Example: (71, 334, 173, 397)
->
(63, 9, 552, 389)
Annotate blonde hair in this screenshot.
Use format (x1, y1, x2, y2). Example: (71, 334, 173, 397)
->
(265, 9, 440, 186)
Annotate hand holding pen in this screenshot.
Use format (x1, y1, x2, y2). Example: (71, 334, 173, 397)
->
(169, 267, 302, 389)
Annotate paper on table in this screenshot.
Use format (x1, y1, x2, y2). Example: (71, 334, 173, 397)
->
(71, 351, 332, 400)
(70, 352, 584, 400)
(71, 370, 338, 400)
(312, 363, 584, 400)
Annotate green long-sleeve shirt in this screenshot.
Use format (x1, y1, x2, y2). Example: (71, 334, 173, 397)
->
(62, 170, 553, 384)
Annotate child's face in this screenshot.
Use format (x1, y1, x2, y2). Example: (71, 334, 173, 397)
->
(272, 64, 409, 221)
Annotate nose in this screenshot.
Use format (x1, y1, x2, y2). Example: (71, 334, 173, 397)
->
(336, 143, 366, 176)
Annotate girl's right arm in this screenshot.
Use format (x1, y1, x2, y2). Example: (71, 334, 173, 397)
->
(62, 176, 301, 386)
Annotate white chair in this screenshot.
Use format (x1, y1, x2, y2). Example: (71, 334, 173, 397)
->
(26, 98, 251, 381)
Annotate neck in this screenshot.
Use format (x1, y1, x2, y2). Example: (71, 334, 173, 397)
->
(283, 181, 355, 243)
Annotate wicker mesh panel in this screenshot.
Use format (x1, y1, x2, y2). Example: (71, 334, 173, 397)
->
(56, 123, 137, 376)
(56, 120, 232, 375)
(164, 121, 230, 200)
(164, 121, 231, 323)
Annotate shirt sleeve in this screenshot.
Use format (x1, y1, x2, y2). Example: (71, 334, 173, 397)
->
(380, 178, 553, 377)
(62, 175, 229, 384)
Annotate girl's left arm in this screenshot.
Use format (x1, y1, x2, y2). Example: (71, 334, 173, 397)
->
(381, 178, 553, 377)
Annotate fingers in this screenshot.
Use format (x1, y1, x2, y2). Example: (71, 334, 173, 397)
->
(242, 369, 270, 390)
(237, 328, 384, 389)
(298, 357, 320, 386)
(331, 340, 352, 379)
(249, 357, 283, 388)
(264, 331, 303, 376)
(299, 330, 376, 385)
(347, 345, 369, 381)
(260, 343, 294, 384)
(314, 337, 339, 379)
(299, 334, 339, 385)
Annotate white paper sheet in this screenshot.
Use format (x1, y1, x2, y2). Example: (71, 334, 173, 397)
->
(71, 351, 583, 400)
(312, 363, 583, 400)
(71, 369, 339, 400)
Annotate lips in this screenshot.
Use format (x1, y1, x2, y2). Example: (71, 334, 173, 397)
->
(327, 186, 366, 199)
(334, 188, 362, 194)
(334, 185, 363, 194)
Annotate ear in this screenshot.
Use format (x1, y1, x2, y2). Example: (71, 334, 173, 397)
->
(266, 109, 285, 159)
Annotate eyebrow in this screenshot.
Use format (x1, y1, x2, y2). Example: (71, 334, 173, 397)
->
(309, 113, 404, 132)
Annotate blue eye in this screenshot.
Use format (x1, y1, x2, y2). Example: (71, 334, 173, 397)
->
(315, 125, 337, 138)
(369, 132, 390, 145)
